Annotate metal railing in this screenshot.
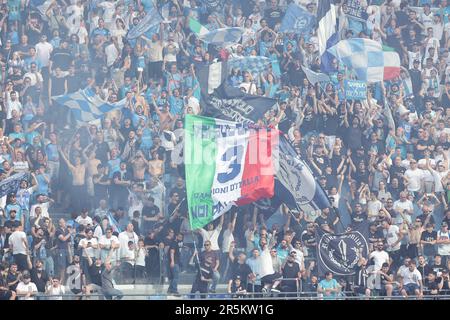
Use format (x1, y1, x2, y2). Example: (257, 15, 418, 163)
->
(27, 291, 450, 300)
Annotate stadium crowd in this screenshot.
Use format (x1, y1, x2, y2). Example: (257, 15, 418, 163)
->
(0, 0, 449, 300)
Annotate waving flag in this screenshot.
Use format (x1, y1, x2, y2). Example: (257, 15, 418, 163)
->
(185, 115, 275, 229)
(201, 84, 278, 124)
(275, 135, 331, 212)
(327, 38, 401, 82)
(199, 27, 244, 45)
(317, 0, 337, 56)
(106, 211, 122, 233)
(280, 3, 316, 35)
(301, 66, 331, 84)
(0, 172, 27, 198)
(228, 56, 271, 75)
(196, 61, 228, 95)
(127, 5, 163, 40)
(52, 89, 126, 126)
(189, 17, 209, 36)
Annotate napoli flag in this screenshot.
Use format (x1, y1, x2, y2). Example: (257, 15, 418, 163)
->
(327, 38, 400, 82)
(280, 3, 316, 35)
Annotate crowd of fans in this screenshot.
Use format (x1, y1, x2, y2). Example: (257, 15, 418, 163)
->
(0, 0, 449, 300)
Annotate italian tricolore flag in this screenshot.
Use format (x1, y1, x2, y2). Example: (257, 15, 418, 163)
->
(189, 18, 209, 36)
(185, 115, 276, 229)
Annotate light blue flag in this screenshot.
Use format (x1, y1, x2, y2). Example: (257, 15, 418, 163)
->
(127, 5, 163, 40)
(228, 56, 271, 75)
(198, 27, 244, 45)
(280, 3, 316, 35)
(52, 89, 126, 126)
(301, 65, 330, 84)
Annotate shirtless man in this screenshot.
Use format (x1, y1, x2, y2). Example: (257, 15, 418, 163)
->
(148, 150, 164, 179)
(83, 144, 102, 208)
(59, 146, 88, 212)
(154, 103, 175, 131)
(130, 150, 148, 182)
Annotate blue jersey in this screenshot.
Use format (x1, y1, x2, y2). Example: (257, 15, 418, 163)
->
(6, 203, 22, 221)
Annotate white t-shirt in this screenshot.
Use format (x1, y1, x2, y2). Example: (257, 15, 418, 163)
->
(399, 268, 422, 286)
(16, 281, 38, 300)
(8, 230, 27, 255)
(46, 285, 66, 300)
(239, 82, 257, 95)
(384, 225, 401, 252)
(437, 230, 450, 256)
(79, 237, 98, 258)
(76, 215, 93, 227)
(393, 199, 414, 225)
(367, 199, 383, 220)
(99, 234, 119, 262)
(35, 42, 53, 67)
(93, 225, 104, 239)
(147, 41, 164, 62)
(420, 12, 434, 32)
(221, 228, 234, 253)
(118, 231, 138, 258)
(105, 42, 119, 67)
(292, 248, 305, 268)
(136, 248, 146, 267)
(199, 226, 222, 251)
(259, 247, 275, 278)
(124, 247, 135, 265)
(404, 168, 424, 192)
(30, 202, 50, 219)
(6, 99, 22, 119)
(369, 250, 390, 271)
(431, 169, 448, 193)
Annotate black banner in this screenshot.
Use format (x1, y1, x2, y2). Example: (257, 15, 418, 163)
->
(343, 0, 366, 21)
(201, 85, 278, 124)
(316, 221, 369, 276)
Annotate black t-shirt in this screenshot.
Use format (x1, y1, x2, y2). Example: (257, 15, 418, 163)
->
(66, 74, 81, 93)
(196, 261, 214, 283)
(168, 239, 180, 265)
(50, 75, 66, 96)
(230, 258, 253, 287)
(51, 48, 73, 71)
(143, 205, 160, 220)
(282, 261, 300, 288)
(301, 232, 316, 257)
(95, 141, 110, 164)
(424, 277, 441, 293)
(430, 263, 445, 275)
(315, 215, 333, 231)
(30, 268, 49, 292)
(368, 228, 384, 246)
(380, 269, 394, 286)
(55, 227, 70, 250)
(6, 272, 19, 290)
(352, 211, 368, 228)
(264, 8, 283, 29)
(89, 264, 103, 287)
(417, 264, 432, 280)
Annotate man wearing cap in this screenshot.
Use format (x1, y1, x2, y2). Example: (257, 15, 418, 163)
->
(280, 252, 301, 297)
(15, 271, 38, 300)
(437, 222, 450, 265)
